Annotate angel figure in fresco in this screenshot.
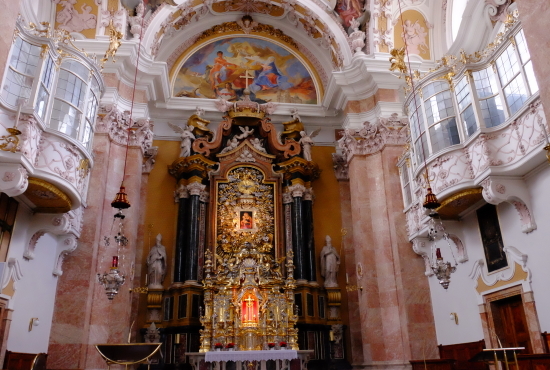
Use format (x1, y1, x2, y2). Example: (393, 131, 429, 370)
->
(401, 19, 428, 56)
(299, 128, 320, 162)
(210, 51, 239, 89)
(168, 122, 196, 158)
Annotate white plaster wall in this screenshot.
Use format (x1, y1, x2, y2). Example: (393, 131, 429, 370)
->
(5, 205, 59, 353)
(426, 165, 550, 346)
(427, 216, 486, 345)
(514, 167, 550, 332)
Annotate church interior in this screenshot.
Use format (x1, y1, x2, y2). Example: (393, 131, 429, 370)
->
(0, 0, 549, 369)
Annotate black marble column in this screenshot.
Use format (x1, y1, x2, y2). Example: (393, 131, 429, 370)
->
(174, 185, 189, 283)
(290, 185, 308, 280)
(303, 188, 316, 282)
(183, 182, 205, 282)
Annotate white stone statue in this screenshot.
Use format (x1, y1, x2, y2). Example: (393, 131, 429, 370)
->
(299, 128, 320, 162)
(168, 122, 195, 157)
(128, 1, 145, 40)
(144, 322, 161, 342)
(147, 234, 167, 289)
(221, 136, 239, 153)
(349, 17, 366, 54)
(320, 235, 340, 288)
(250, 137, 266, 153)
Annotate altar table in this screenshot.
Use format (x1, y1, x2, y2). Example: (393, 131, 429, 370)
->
(187, 350, 313, 370)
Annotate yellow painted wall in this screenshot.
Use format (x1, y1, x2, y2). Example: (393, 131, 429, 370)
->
(310, 145, 349, 330)
(138, 140, 179, 324)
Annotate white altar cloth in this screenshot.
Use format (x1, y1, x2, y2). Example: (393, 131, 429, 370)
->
(205, 349, 298, 363)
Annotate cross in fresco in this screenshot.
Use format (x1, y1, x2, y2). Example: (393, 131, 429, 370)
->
(240, 69, 255, 89)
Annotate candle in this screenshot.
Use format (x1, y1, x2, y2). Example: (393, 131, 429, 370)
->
(346, 273, 349, 284)
(112, 255, 119, 268)
(145, 274, 148, 285)
(14, 104, 22, 129)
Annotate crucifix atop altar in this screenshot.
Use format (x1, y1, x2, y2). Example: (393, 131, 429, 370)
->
(240, 69, 255, 89)
(242, 293, 259, 325)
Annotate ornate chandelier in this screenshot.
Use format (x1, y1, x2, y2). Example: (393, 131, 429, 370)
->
(97, 213, 128, 300)
(427, 214, 457, 290)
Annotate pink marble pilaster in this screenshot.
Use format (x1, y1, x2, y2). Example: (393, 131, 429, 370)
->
(516, 0, 550, 124)
(348, 155, 384, 363)
(48, 134, 113, 369)
(338, 180, 364, 365)
(47, 135, 146, 369)
(129, 172, 151, 342)
(523, 292, 544, 353)
(346, 145, 437, 366)
(380, 145, 438, 360)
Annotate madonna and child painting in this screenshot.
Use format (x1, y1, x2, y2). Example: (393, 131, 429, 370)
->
(173, 37, 317, 104)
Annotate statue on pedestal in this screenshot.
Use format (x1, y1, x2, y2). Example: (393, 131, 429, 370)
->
(320, 235, 340, 288)
(299, 128, 320, 162)
(168, 122, 196, 158)
(147, 234, 167, 289)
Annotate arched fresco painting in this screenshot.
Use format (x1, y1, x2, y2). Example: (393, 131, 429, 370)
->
(173, 37, 318, 104)
(394, 10, 431, 60)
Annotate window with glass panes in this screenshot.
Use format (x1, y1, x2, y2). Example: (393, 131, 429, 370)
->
(399, 162, 412, 207)
(423, 81, 460, 154)
(472, 67, 505, 128)
(496, 44, 528, 115)
(408, 95, 428, 166)
(2, 37, 41, 107)
(35, 55, 55, 121)
(82, 76, 100, 150)
(50, 59, 95, 146)
(514, 29, 538, 95)
(455, 76, 477, 137)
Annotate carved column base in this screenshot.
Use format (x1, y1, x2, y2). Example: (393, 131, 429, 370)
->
(326, 287, 341, 323)
(146, 288, 164, 323)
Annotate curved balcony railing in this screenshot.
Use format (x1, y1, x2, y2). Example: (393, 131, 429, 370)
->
(398, 16, 547, 217)
(2, 20, 104, 153)
(405, 20, 537, 173)
(0, 19, 105, 209)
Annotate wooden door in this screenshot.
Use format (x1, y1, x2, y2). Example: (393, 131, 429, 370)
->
(491, 295, 532, 353)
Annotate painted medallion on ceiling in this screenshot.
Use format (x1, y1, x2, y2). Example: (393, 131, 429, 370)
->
(173, 37, 318, 104)
(336, 0, 366, 28)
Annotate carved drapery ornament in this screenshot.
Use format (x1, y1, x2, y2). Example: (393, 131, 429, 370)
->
(338, 113, 409, 162)
(96, 105, 154, 154)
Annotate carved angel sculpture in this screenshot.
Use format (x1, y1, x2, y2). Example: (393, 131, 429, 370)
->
(389, 47, 407, 74)
(236, 15, 258, 34)
(299, 128, 320, 162)
(235, 126, 253, 140)
(168, 122, 195, 158)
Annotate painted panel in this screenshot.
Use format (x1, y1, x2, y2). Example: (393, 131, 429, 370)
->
(394, 10, 431, 60)
(173, 37, 317, 104)
(335, 0, 365, 28)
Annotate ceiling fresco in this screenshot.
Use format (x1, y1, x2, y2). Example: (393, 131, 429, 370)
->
(173, 36, 318, 104)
